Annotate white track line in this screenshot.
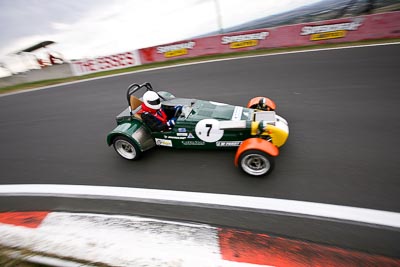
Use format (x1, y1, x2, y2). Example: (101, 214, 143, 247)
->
(0, 184, 399, 229)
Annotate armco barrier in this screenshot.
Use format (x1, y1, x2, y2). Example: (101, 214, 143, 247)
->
(138, 11, 400, 64)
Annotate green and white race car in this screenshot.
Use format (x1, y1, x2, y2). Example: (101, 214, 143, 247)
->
(107, 82, 289, 177)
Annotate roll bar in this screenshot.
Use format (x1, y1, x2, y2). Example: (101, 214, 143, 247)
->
(126, 82, 166, 108)
(126, 82, 153, 106)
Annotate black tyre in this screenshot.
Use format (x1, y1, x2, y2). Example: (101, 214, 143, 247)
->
(238, 149, 275, 177)
(112, 136, 141, 160)
(248, 103, 274, 111)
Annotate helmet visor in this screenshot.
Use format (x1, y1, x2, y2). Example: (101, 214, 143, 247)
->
(147, 98, 161, 106)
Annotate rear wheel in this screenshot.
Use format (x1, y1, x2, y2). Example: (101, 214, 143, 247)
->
(238, 149, 274, 176)
(112, 136, 141, 160)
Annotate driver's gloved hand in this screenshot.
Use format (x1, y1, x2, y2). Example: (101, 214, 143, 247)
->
(174, 105, 183, 112)
(167, 117, 177, 128)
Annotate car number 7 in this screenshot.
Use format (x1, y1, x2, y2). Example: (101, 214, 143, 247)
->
(206, 124, 213, 136)
(195, 119, 224, 142)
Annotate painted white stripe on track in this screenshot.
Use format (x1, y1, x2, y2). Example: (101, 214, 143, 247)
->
(0, 211, 271, 267)
(0, 184, 399, 229)
(0, 212, 221, 266)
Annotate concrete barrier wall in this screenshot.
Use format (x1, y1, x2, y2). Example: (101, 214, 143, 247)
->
(0, 63, 73, 88)
(138, 11, 400, 64)
(1, 11, 399, 87)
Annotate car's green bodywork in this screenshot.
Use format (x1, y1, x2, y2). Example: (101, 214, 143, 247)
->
(107, 82, 289, 176)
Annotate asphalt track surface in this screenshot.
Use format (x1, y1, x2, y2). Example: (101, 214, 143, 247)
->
(1, 44, 400, 257)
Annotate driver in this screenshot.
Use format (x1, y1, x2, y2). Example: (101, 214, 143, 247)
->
(140, 91, 181, 131)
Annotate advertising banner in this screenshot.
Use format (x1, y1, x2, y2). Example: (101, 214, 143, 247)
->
(139, 29, 272, 64)
(139, 39, 214, 64)
(264, 11, 400, 48)
(70, 50, 141, 76)
(138, 11, 400, 64)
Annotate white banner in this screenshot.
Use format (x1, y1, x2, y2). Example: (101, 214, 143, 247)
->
(70, 50, 141, 76)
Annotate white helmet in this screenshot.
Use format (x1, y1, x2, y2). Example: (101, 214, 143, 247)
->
(143, 91, 161, 110)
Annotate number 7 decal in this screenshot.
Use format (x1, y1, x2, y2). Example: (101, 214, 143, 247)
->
(205, 124, 213, 136)
(195, 119, 224, 143)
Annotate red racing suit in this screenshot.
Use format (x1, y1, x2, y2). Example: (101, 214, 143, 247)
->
(140, 103, 172, 132)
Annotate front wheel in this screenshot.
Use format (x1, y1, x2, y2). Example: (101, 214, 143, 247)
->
(247, 96, 276, 111)
(238, 149, 275, 177)
(112, 136, 141, 160)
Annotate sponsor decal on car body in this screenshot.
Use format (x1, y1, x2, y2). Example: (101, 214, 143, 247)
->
(165, 135, 186, 140)
(182, 141, 205, 146)
(155, 138, 173, 147)
(231, 106, 243, 121)
(216, 141, 242, 147)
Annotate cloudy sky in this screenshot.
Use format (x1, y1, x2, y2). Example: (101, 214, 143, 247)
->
(0, 0, 320, 74)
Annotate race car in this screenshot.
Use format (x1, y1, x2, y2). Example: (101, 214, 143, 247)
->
(107, 82, 289, 177)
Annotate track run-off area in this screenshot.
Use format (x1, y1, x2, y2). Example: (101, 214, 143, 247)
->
(0, 43, 400, 262)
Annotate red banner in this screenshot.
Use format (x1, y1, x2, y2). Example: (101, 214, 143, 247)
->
(139, 11, 400, 64)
